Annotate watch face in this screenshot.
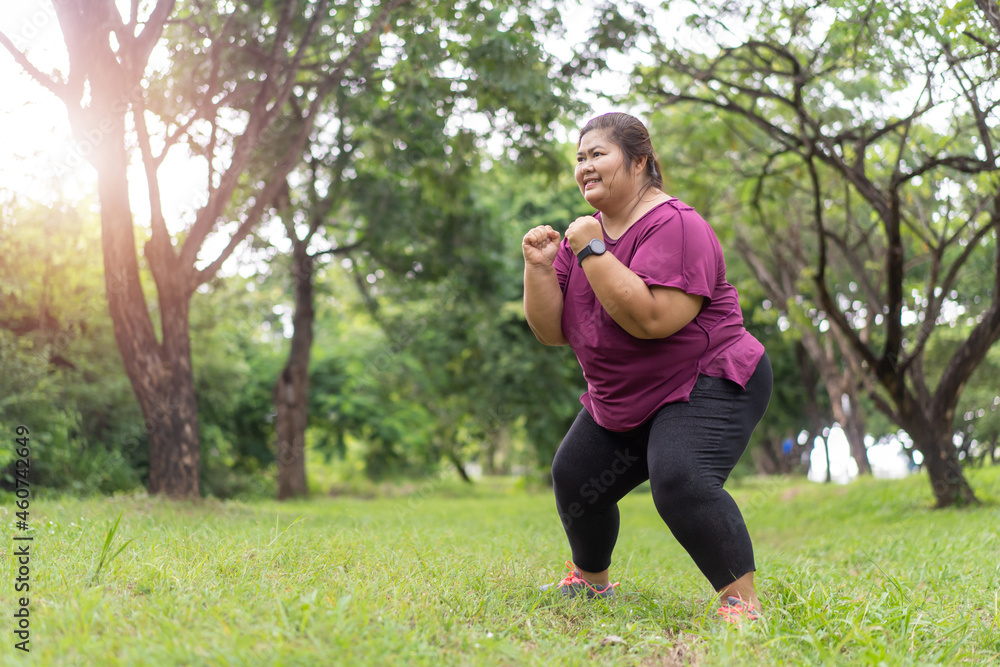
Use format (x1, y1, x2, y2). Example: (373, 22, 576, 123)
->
(591, 239, 606, 253)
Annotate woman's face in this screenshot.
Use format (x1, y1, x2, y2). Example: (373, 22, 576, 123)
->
(575, 129, 645, 211)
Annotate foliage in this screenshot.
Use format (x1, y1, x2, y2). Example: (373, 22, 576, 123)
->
(302, 153, 588, 481)
(0, 199, 141, 493)
(189, 274, 287, 498)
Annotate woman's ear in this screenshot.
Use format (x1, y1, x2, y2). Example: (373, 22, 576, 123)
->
(633, 155, 648, 178)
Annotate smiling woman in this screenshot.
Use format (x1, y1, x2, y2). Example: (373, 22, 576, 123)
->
(523, 111, 772, 623)
(574, 116, 663, 237)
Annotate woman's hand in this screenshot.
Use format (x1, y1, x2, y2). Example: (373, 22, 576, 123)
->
(522, 225, 561, 267)
(565, 215, 603, 254)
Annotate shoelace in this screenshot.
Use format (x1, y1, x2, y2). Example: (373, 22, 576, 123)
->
(558, 560, 620, 594)
(716, 596, 759, 623)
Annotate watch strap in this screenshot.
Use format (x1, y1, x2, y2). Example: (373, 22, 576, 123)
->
(577, 239, 605, 267)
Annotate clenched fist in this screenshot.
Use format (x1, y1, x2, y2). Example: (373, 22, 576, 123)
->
(522, 225, 561, 268)
(565, 215, 603, 254)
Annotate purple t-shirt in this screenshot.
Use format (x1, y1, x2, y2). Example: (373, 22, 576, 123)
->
(554, 198, 764, 431)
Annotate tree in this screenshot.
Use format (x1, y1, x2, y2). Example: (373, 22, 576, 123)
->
(256, 0, 587, 497)
(738, 279, 830, 477)
(0, 0, 410, 497)
(297, 150, 587, 484)
(635, 0, 1000, 505)
(732, 191, 874, 477)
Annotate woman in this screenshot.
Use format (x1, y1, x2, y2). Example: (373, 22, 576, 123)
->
(522, 112, 772, 622)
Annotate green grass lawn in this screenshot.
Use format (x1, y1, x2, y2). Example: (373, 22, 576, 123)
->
(2, 467, 999, 666)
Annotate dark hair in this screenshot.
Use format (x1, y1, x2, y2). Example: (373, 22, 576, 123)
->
(578, 112, 663, 190)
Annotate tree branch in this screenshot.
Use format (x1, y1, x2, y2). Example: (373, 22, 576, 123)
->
(155, 11, 236, 169)
(181, 0, 338, 268)
(0, 31, 68, 101)
(804, 149, 881, 373)
(131, 0, 176, 79)
(932, 193, 1000, 420)
(657, 91, 802, 151)
(944, 44, 996, 161)
(974, 0, 1000, 40)
(188, 0, 409, 284)
(867, 384, 901, 424)
(192, 178, 289, 291)
(313, 240, 364, 258)
(132, 94, 171, 256)
(904, 195, 999, 375)
(129, 0, 140, 30)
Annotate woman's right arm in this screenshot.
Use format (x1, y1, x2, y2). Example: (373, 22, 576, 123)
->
(522, 225, 569, 346)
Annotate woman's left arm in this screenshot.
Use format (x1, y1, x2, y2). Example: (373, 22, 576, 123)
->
(567, 215, 703, 339)
(580, 252, 703, 339)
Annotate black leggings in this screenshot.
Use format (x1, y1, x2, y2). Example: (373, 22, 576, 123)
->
(551, 353, 772, 590)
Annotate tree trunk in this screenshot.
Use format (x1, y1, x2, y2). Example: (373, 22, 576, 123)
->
(95, 100, 201, 499)
(273, 245, 315, 500)
(483, 429, 499, 476)
(830, 328, 873, 476)
(794, 342, 832, 481)
(802, 331, 873, 476)
(751, 437, 782, 474)
(104, 241, 202, 500)
(821, 432, 832, 483)
(829, 386, 871, 476)
(142, 354, 201, 499)
(915, 431, 979, 507)
(445, 449, 473, 484)
(841, 404, 871, 476)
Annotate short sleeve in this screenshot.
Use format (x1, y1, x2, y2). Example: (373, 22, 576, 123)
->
(629, 212, 720, 299)
(553, 237, 575, 293)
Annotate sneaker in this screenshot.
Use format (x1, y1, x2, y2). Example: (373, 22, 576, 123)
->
(541, 561, 618, 599)
(716, 596, 760, 623)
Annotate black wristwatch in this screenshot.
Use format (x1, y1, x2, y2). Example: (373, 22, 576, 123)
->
(576, 238, 607, 267)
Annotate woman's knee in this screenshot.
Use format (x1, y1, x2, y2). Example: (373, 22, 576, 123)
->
(551, 445, 579, 490)
(650, 470, 719, 517)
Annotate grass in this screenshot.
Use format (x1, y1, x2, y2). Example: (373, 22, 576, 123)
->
(2, 467, 999, 665)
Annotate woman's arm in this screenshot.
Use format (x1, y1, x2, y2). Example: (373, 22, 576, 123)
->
(579, 252, 703, 339)
(566, 215, 703, 339)
(522, 225, 569, 346)
(523, 264, 569, 346)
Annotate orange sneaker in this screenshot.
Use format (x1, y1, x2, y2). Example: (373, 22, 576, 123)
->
(716, 596, 760, 623)
(541, 561, 618, 599)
